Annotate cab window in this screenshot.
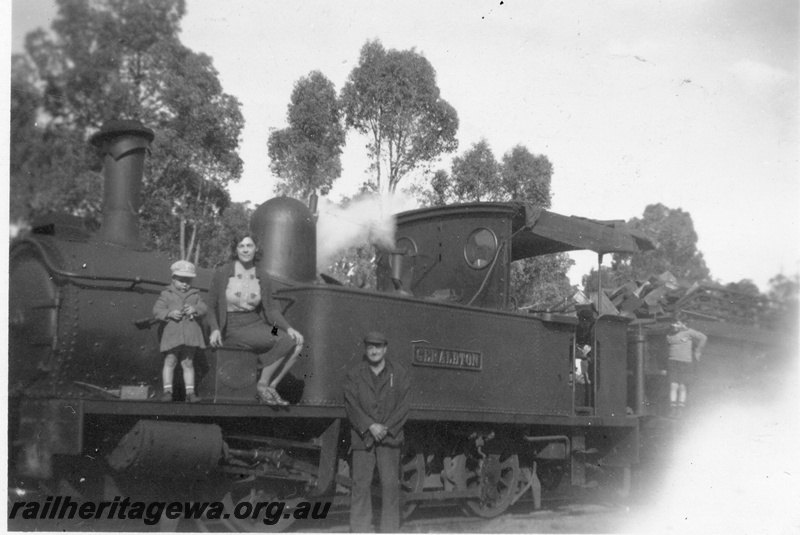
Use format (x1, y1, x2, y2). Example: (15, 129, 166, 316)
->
(464, 228, 497, 269)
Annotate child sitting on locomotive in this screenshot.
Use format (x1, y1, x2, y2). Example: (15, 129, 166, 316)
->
(153, 260, 208, 402)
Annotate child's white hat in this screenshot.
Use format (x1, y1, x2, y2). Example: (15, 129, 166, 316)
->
(171, 260, 197, 278)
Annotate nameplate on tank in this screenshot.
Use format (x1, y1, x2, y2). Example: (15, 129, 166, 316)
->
(412, 345, 482, 371)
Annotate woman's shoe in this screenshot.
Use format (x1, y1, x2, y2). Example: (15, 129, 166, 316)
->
(256, 385, 279, 405)
(270, 386, 290, 406)
(266, 385, 289, 406)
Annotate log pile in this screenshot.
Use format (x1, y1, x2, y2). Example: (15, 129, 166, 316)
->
(564, 271, 773, 328)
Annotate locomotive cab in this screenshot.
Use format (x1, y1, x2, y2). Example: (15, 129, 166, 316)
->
(377, 203, 514, 308)
(377, 202, 654, 311)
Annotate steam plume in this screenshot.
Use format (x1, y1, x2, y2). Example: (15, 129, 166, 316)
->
(316, 192, 418, 272)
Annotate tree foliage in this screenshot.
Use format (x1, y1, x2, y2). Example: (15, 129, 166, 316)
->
(766, 273, 799, 328)
(581, 265, 627, 295)
(268, 71, 345, 198)
(511, 254, 575, 311)
(725, 279, 761, 296)
(327, 245, 379, 290)
(426, 142, 554, 209)
(500, 145, 553, 206)
(203, 202, 254, 268)
(10, 0, 244, 265)
(414, 169, 451, 207)
(340, 40, 459, 193)
(450, 139, 499, 202)
(609, 203, 711, 284)
(10, 54, 102, 227)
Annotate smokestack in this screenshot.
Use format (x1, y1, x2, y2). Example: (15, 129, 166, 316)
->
(89, 119, 155, 249)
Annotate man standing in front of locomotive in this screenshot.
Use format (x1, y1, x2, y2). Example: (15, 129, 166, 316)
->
(666, 314, 707, 418)
(344, 331, 410, 533)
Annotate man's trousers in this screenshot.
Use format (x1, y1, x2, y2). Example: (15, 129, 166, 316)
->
(350, 445, 400, 532)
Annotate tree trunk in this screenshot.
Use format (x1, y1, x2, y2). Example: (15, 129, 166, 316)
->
(180, 217, 186, 260)
(187, 222, 197, 263)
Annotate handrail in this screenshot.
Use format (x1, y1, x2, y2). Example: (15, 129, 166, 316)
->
(15, 237, 170, 288)
(14, 237, 213, 291)
(465, 241, 505, 307)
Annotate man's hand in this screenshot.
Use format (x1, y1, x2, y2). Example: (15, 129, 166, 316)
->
(368, 423, 388, 442)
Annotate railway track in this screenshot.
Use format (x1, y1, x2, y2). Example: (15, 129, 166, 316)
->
(275, 492, 634, 534)
(288, 500, 631, 533)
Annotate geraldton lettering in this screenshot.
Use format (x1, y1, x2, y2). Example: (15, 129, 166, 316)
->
(412, 345, 482, 371)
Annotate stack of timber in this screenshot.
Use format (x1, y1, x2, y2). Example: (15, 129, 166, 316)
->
(562, 271, 773, 329)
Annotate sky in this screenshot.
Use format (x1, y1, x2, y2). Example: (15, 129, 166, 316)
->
(7, 0, 800, 291)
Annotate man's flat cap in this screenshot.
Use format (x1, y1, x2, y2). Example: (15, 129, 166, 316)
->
(364, 331, 388, 345)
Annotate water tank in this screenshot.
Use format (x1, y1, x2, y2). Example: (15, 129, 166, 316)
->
(250, 197, 317, 283)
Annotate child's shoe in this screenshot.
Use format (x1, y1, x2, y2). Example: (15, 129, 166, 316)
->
(160, 391, 173, 402)
(185, 392, 201, 403)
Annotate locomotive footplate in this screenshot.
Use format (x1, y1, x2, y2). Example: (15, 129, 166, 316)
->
(30, 396, 640, 427)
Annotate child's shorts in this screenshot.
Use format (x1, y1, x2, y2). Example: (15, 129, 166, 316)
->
(668, 360, 694, 384)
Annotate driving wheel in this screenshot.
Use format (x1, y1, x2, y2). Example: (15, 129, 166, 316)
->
(465, 453, 521, 518)
(401, 453, 425, 519)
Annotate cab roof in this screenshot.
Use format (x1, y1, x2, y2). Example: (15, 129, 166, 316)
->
(395, 202, 656, 261)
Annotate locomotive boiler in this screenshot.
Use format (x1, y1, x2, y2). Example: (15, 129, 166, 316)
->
(9, 120, 655, 530)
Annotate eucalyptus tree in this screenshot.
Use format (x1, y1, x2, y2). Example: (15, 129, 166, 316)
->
(611, 204, 711, 283)
(340, 40, 459, 193)
(268, 71, 345, 199)
(10, 0, 244, 264)
(499, 145, 553, 206)
(450, 139, 499, 202)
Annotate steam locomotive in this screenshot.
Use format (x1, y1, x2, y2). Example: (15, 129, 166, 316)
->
(9, 120, 656, 530)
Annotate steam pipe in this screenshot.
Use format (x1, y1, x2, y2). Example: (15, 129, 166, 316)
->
(593, 253, 603, 414)
(524, 434, 570, 449)
(390, 250, 405, 291)
(308, 191, 319, 221)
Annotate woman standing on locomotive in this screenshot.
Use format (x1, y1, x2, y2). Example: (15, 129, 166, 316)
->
(207, 233, 304, 406)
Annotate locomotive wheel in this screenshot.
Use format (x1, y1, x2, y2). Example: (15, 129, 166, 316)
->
(464, 453, 521, 518)
(195, 485, 303, 533)
(401, 453, 425, 519)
